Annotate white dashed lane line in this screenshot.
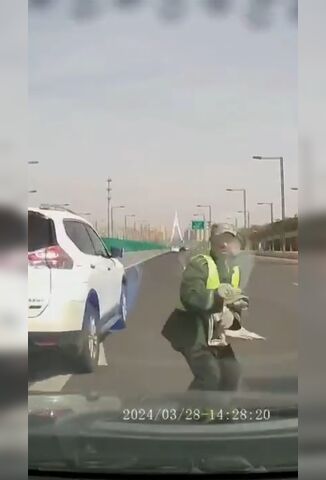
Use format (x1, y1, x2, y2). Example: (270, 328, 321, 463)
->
(28, 375, 72, 393)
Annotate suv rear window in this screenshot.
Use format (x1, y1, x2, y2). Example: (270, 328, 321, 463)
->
(28, 211, 56, 252)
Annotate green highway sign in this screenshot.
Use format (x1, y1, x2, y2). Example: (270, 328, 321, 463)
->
(192, 220, 205, 230)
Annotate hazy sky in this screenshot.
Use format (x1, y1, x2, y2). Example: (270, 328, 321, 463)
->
(29, 0, 297, 231)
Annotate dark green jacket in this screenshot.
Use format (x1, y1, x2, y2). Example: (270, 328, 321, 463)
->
(162, 253, 236, 351)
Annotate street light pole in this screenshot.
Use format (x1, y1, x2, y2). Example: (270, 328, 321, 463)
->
(243, 190, 247, 229)
(28, 161, 39, 194)
(124, 214, 136, 239)
(107, 178, 112, 238)
(257, 202, 274, 224)
(253, 156, 286, 249)
(196, 204, 211, 229)
(280, 156, 285, 223)
(237, 210, 250, 229)
(111, 205, 125, 238)
(226, 189, 247, 229)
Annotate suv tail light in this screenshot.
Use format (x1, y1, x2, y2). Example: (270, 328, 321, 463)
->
(28, 245, 73, 269)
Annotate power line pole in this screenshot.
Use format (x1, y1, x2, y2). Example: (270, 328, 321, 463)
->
(280, 156, 286, 250)
(107, 178, 112, 238)
(243, 189, 247, 229)
(280, 156, 285, 222)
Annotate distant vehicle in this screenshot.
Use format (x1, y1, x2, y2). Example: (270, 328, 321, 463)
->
(28, 206, 127, 373)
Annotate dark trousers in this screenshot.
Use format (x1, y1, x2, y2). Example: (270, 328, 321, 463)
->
(181, 344, 241, 392)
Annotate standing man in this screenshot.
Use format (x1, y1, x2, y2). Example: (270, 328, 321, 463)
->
(162, 223, 248, 391)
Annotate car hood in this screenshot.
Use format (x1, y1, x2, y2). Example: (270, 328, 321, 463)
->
(29, 391, 297, 475)
(29, 389, 297, 421)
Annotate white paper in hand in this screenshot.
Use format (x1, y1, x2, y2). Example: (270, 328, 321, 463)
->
(225, 326, 266, 341)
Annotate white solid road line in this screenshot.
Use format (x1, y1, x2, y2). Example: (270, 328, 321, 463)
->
(98, 343, 108, 366)
(29, 345, 108, 393)
(29, 374, 72, 393)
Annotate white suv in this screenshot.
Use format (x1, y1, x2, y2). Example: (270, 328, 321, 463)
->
(28, 207, 127, 373)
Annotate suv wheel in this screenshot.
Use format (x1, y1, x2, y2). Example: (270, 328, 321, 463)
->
(75, 303, 100, 373)
(120, 284, 128, 324)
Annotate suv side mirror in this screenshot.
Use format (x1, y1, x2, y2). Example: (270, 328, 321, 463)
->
(110, 247, 124, 258)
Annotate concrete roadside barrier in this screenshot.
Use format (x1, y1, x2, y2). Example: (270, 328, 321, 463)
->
(254, 251, 298, 260)
(251, 250, 298, 264)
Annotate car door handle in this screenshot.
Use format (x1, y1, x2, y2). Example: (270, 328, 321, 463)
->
(107, 266, 111, 271)
(90, 264, 96, 269)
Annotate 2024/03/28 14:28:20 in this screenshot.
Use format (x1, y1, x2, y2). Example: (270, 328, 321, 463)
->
(121, 408, 272, 422)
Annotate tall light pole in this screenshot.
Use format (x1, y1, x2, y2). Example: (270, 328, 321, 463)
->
(111, 205, 125, 238)
(124, 214, 136, 239)
(237, 210, 250, 229)
(235, 211, 243, 229)
(253, 156, 285, 249)
(196, 204, 212, 229)
(226, 188, 247, 229)
(290, 187, 299, 218)
(28, 160, 39, 194)
(257, 202, 274, 224)
(107, 178, 112, 238)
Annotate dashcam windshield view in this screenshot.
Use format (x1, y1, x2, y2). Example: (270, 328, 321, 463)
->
(28, 0, 298, 475)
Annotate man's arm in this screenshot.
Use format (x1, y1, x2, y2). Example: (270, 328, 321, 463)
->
(180, 257, 224, 313)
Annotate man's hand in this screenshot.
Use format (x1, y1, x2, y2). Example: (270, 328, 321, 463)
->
(217, 284, 243, 305)
(229, 296, 249, 312)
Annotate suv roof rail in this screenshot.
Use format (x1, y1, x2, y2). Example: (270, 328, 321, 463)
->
(39, 204, 76, 214)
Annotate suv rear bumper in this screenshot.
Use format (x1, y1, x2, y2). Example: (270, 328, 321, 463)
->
(28, 299, 85, 333)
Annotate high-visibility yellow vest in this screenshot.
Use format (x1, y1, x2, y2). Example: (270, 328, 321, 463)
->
(194, 254, 240, 290)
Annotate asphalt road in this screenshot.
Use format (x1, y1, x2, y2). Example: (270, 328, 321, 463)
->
(29, 252, 298, 397)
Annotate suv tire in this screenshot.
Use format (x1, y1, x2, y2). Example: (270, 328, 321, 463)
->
(74, 303, 100, 373)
